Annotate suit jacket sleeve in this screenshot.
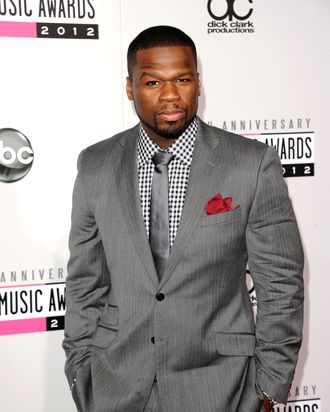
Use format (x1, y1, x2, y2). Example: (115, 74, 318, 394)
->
(246, 146, 304, 403)
(62, 150, 111, 386)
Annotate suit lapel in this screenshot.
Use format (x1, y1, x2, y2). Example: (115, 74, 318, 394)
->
(113, 126, 159, 288)
(159, 120, 224, 287)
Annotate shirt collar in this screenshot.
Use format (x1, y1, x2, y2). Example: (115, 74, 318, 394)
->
(137, 116, 198, 169)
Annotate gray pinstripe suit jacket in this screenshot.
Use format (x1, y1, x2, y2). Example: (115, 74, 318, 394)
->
(63, 118, 304, 412)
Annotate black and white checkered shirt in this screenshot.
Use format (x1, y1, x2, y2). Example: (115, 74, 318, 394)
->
(138, 117, 198, 248)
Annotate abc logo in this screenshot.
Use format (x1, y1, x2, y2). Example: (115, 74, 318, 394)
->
(0, 128, 34, 183)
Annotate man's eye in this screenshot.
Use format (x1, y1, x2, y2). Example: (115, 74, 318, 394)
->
(177, 78, 190, 83)
(146, 81, 159, 86)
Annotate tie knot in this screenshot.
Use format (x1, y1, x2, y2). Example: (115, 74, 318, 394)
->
(152, 152, 174, 167)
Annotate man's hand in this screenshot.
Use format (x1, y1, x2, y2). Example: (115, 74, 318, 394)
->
(262, 394, 274, 412)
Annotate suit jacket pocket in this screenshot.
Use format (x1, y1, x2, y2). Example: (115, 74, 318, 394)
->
(214, 332, 255, 356)
(91, 304, 119, 348)
(200, 207, 241, 226)
(99, 304, 119, 327)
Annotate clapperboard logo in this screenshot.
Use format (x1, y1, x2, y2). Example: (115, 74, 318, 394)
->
(207, 0, 255, 34)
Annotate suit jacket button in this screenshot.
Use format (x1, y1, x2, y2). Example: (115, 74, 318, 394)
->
(151, 336, 155, 344)
(156, 293, 165, 301)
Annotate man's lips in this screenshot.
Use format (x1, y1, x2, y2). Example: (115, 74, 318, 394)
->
(158, 110, 184, 122)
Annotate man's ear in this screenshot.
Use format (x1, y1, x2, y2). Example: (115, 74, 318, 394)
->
(126, 77, 134, 101)
(197, 74, 201, 97)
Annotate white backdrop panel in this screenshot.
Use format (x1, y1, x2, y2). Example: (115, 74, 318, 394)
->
(0, 0, 329, 411)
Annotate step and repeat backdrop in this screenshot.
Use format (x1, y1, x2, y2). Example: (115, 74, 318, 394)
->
(0, 1, 329, 411)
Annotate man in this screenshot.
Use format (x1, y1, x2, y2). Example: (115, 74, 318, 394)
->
(63, 26, 304, 412)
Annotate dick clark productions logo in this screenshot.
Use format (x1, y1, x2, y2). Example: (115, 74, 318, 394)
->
(0, 128, 34, 183)
(207, 0, 253, 21)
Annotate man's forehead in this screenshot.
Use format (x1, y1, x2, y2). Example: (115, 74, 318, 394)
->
(133, 46, 196, 69)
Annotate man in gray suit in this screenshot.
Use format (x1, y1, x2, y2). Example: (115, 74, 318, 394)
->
(63, 26, 304, 412)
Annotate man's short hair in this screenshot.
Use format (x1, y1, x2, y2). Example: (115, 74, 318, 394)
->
(127, 25, 197, 79)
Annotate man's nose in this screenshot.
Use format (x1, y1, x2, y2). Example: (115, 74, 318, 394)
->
(159, 81, 180, 102)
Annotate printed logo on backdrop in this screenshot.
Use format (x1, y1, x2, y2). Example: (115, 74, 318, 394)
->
(275, 384, 321, 411)
(207, 0, 255, 35)
(0, 128, 34, 183)
(0, 0, 98, 39)
(0, 267, 66, 336)
(208, 117, 314, 177)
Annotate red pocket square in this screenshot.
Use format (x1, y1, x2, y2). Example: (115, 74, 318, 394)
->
(205, 193, 239, 215)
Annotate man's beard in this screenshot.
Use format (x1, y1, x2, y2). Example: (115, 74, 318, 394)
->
(144, 113, 191, 139)
(152, 120, 190, 139)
